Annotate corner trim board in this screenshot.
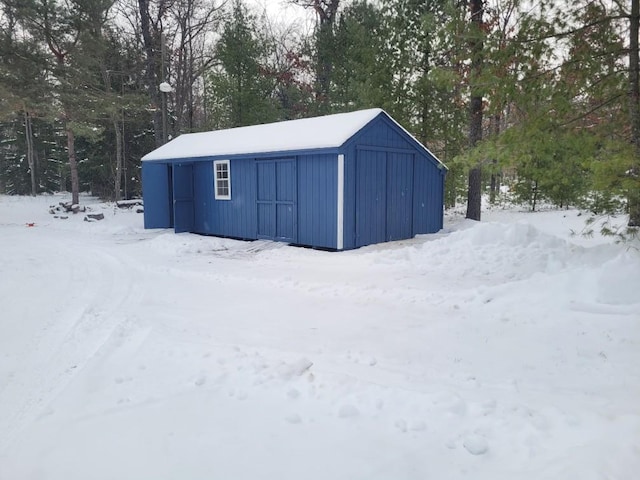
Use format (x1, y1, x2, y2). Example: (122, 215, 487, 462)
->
(337, 154, 344, 250)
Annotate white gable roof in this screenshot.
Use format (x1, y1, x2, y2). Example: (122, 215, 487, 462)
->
(142, 108, 384, 161)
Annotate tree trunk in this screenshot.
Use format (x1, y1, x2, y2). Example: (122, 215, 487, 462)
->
(114, 117, 123, 201)
(66, 120, 79, 205)
(100, 67, 124, 201)
(489, 113, 500, 205)
(138, 0, 164, 148)
(24, 111, 36, 196)
(316, 21, 333, 112)
(629, 0, 640, 226)
(306, 0, 339, 113)
(465, 0, 484, 221)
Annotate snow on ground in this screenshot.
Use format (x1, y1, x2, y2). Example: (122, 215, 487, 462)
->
(0, 194, 639, 480)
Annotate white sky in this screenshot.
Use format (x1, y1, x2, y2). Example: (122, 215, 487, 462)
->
(247, 0, 315, 26)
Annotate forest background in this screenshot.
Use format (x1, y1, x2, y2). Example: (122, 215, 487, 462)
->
(0, 0, 638, 229)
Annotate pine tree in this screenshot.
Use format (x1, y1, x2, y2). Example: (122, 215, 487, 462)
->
(206, 0, 277, 129)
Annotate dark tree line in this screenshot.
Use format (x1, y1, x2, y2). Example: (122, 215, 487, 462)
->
(0, 0, 638, 228)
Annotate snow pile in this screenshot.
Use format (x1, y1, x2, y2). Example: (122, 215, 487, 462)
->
(595, 252, 640, 305)
(0, 195, 639, 480)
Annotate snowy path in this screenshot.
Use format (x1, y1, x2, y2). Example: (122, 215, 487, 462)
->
(0, 224, 143, 452)
(1, 195, 639, 480)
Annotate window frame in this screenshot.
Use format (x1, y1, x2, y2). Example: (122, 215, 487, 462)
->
(213, 159, 231, 200)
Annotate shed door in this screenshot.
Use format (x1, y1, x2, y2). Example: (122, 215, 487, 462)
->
(356, 150, 387, 246)
(386, 152, 414, 241)
(356, 149, 414, 247)
(256, 159, 297, 242)
(173, 163, 194, 233)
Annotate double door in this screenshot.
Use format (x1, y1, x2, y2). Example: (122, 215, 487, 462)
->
(356, 150, 414, 247)
(256, 159, 297, 243)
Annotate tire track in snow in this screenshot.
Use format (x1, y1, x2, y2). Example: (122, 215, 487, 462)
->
(0, 235, 142, 454)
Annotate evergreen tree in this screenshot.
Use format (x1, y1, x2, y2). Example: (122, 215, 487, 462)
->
(292, 0, 340, 114)
(206, 1, 277, 129)
(331, 1, 393, 113)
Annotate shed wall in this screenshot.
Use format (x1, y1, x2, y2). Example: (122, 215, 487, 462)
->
(413, 158, 445, 234)
(177, 154, 338, 248)
(297, 153, 338, 249)
(342, 116, 444, 249)
(192, 157, 257, 239)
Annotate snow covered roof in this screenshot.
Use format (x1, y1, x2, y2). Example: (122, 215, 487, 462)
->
(142, 108, 442, 165)
(142, 108, 383, 161)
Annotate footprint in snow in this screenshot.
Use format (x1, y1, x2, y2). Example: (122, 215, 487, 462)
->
(463, 435, 489, 456)
(285, 414, 302, 424)
(395, 419, 408, 432)
(287, 388, 301, 399)
(338, 405, 359, 418)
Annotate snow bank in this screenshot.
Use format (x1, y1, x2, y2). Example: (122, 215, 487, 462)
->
(595, 252, 640, 305)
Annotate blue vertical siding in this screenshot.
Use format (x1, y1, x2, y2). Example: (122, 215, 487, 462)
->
(297, 153, 337, 249)
(349, 117, 413, 150)
(142, 162, 172, 228)
(200, 157, 257, 239)
(218, 157, 256, 238)
(343, 114, 445, 248)
(413, 157, 445, 234)
(192, 161, 211, 232)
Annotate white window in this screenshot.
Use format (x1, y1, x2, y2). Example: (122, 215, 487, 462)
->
(214, 160, 231, 200)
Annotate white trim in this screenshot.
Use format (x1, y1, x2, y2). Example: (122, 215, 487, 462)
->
(337, 154, 344, 250)
(213, 159, 231, 200)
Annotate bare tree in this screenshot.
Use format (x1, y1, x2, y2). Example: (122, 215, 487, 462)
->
(138, 0, 171, 147)
(169, 0, 222, 134)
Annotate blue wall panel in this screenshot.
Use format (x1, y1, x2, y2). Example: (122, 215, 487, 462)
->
(297, 153, 337, 249)
(413, 155, 445, 234)
(207, 157, 257, 239)
(192, 161, 212, 233)
(348, 117, 413, 151)
(344, 114, 445, 249)
(142, 162, 172, 229)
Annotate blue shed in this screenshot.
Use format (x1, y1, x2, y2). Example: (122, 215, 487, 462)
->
(141, 108, 446, 250)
